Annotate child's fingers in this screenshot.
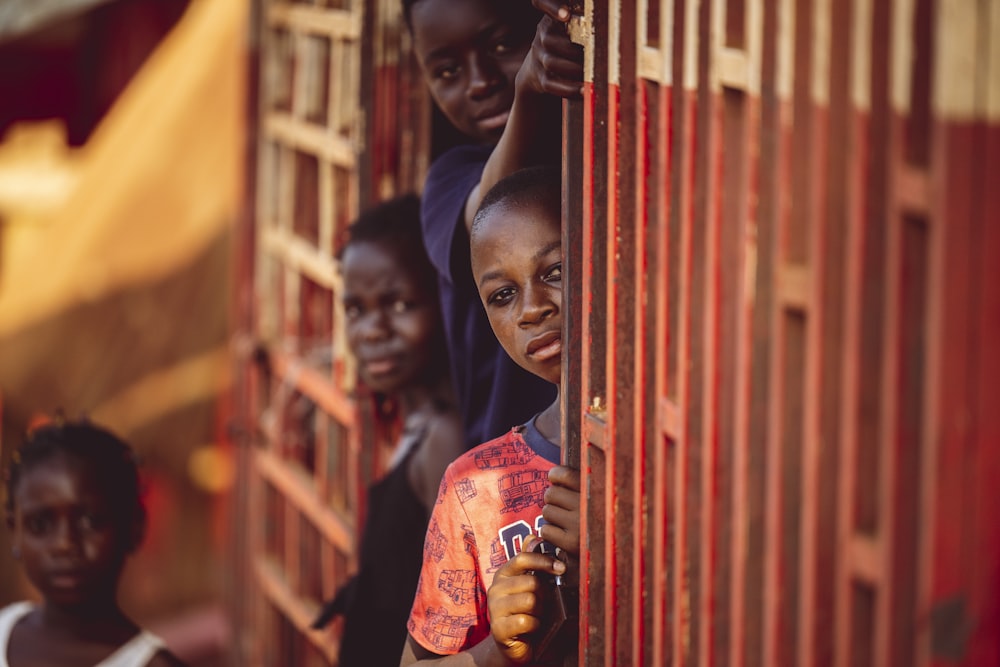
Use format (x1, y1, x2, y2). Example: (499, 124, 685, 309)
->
(548, 465, 581, 491)
(532, 0, 573, 22)
(491, 623, 537, 665)
(543, 482, 580, 511)
(541, 504, 577, 537)
(536, 18, 585, 63)
(538, 520, 579, 556)
(494, 541, 566, 579)
(536, 54, 583, 82)
(492, 611, 543, 640)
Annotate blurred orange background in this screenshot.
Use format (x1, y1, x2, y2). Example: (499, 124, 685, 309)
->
(0, 0, 247, 663)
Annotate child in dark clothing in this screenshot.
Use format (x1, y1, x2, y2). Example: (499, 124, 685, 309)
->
(404, 0, 584, 450)
(1, 418, 186, 667)
(311, 195, 465, 667)
(402, 167, 580, 667)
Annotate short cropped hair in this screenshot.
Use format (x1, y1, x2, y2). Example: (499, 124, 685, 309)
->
(340, 194, 437, 294)
(471, 165, 561, 240)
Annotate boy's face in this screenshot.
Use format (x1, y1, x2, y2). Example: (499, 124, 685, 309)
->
(9, 454, 127, 609)
(341, 240, 441, 395)
(471, 201, 562, 385)
(410, 0, 534, 144)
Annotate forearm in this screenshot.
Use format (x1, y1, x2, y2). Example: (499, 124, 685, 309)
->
(463, 88, 563, 232)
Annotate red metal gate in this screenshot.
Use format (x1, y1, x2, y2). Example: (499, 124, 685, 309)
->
(235, 0, 999, 664)
(564, 0, 1000, 665)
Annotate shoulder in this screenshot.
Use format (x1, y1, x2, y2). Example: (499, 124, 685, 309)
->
(0, 601, 34, 619)
(0, 601, 35, 634)
(408, 410, 465, 510)
(422, 144, 493, 279)
(422, 410, 464, 459)
(427, 144, 493, 179)
(444, 428, 529, 480)
(423, 146, 492, 212)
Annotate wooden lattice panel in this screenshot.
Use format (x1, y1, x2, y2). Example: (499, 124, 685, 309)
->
(249, 1, 364, 663)
(565, 0, 1000, 666)
(235, 0, 429, 664)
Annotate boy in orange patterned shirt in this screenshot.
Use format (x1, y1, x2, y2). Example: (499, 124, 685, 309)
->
(401, 166, 580, 667)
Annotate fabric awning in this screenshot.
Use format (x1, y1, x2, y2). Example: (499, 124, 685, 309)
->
(0, 0, 117, 42)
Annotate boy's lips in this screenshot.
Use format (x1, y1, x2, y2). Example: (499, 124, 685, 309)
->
(526, 330, 562, 362)
(476, 109, 510, 132)
(363, 357, 397, 376)
(48, 569, 86, 589)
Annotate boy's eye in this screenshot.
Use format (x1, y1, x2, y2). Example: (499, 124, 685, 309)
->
(434, 63, 459, 81)
(392, 299, 413, 314)
(487, 287, 516, 307)
(77, 511, 108, 532)
(343, 302, 362, 319)
(544, 263, 562, 283)
(491, 40, 511, 56)
(24, 514, 53, 536)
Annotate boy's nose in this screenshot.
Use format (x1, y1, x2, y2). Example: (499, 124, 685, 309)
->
(359, 310, 391, 341)
(466, 52, 501, 100)
(518, 287, 557, 326)
(50, 517, 82, 553)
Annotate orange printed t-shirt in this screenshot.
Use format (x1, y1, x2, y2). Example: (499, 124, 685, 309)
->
(407, 419, 560, 655)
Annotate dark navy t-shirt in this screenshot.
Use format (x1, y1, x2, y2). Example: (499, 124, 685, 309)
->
(421, 144, 556, 450)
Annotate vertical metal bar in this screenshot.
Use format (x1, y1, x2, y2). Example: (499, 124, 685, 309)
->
(668, 0, 699, 661)
(560, 95, 584, 667)
(968, 75, 1000, 665)
(797, 0, 837, 661)
(697, 1, 724, 665)
(574, 1, 606, 661)
(626, 54, 658, 665)
(832, 0, 878, 664)
(762, 0, 795, 664)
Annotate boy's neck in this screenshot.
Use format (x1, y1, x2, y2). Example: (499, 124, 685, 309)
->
(40, 597, 130, 636)
(398, 374, 455, 418)
(534, 392, 561, 447)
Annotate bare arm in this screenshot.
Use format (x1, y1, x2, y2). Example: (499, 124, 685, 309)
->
(408, 411, 465, 511)
(462, 2, 584, 232)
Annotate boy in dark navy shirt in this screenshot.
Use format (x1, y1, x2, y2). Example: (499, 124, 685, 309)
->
(404, 0, 583, 449)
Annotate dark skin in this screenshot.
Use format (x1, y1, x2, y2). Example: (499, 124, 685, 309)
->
(5, 454, 186, 667)
(402, 1, 582, 662)
(400, 200, 580, 667)
(341, 240, 465, 511)
(409, 0, 583, 235)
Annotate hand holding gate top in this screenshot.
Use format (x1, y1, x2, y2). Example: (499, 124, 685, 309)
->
(516, 1, 585, 100)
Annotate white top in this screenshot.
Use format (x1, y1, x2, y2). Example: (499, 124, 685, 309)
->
(0, 601, 166, 667)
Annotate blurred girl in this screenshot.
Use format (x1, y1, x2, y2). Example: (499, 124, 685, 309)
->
(311, 195, 464, 667)
(1, 418, 185, 666)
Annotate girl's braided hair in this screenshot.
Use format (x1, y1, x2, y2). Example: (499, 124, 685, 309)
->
(4, 417, 146, 549)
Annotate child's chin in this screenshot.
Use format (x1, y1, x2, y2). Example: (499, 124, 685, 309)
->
(44, 589, 94, 609)
(362, 375, 402, 395)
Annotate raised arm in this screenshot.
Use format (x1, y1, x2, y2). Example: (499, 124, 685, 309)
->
(462, 2, 584, 232)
